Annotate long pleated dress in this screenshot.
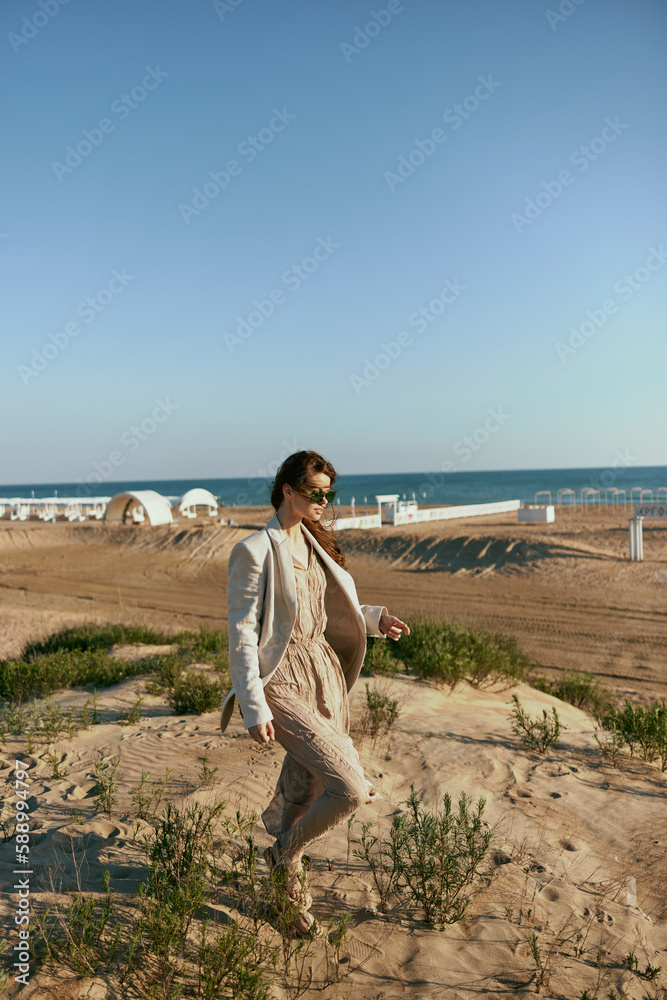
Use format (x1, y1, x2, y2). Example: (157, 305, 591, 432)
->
(260, 531, 377, 852)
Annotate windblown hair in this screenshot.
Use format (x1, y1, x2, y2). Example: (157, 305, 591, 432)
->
(270, 450, 346, 568)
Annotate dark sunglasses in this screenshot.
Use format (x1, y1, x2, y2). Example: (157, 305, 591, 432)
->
(294, 487, 337, 504)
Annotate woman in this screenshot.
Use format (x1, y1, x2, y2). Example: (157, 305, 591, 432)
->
(221, 450, 410, 934)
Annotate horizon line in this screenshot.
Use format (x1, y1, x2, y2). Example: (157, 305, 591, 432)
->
(2, 462, 666, 491)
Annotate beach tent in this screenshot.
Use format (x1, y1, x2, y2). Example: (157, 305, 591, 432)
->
(104, 490, 174, 526)
(175, 488, 218, 519)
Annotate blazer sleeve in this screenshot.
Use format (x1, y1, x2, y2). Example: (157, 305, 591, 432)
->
(360, 604, 388, 637)
(227, 541, 274, 730)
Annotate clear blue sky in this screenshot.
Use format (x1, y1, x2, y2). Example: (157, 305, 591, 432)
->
(2, 0, 666, 484)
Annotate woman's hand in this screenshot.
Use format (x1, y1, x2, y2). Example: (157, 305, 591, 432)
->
(379, 614, 410, 641)
(247, 721, 275, 744)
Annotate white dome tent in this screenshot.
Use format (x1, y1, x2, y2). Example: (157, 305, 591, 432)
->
(104, 490, 174, 526)
(176, 488, 218, 519)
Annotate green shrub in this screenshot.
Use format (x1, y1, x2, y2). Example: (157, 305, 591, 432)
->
(0, 621, 189, 704)
(139, 801, 228, 990)
(361, 683, 399, 738)
(395, 618, 467, 689)
(0, 622, 234, 721)
(1, 695, 105, 746)
(34, 869, 125, 977)
(0, 701, 32, 743)
(118, 697, 144, 726)
(196, 920, 271, 1000)
(597, 699, 667, 770)
(79, 691, 100, 728)
(21, 622, 169, 661)
(33, 798, 274, 997)
(454, 628, 528, 688)
(144, 652, 189, 694)
(44, 746, 68, 779)
(167, 670, 223, 715)
(36, 697, 77, 741)
(395, 617, 528, 690)
(150, 800, 225, 887)
(173, 627, 230, 674)
(93, 756, 122, 816)
(0, 648, 166, 704)
(593, 725, 626, 768)
(353, 784, 493, 928)
(351, 821, 403, 914)
(362, 637, 400, 676)
(509, 694, 563, 753)
(148, 629, 231, 698)
(530, 669, 612, 717)
(396, 786, 493, 927)
(482, 631, 532, 685)
(131, 770, 169, 821)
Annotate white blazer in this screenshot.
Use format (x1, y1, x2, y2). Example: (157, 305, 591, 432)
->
(220, 511, 387, 733)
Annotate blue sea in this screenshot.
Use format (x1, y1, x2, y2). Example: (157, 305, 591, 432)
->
(2, 466, 666, 508)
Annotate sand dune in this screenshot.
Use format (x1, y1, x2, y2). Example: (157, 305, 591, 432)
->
(1, 507, 664, 704)
(1, 508, 666, 996)
(1, 654, 665, 999)
(338, 532, 591, 575)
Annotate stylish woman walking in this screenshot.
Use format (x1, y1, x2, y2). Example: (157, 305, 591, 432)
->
(221, 450, 409, 933)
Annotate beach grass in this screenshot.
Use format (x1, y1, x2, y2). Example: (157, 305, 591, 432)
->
(595, 698, 667, 770)
(21, 622, 171, 660)
(7, 618, 665, 996)
(365, 616, 531, 690)
(30, 781, 495, 995)
(528, 669, 613, 717)
(0, 624, 231, 715)
(2, 617, 616, 716)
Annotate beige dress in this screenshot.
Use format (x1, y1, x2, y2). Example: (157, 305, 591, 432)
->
(261, 533, 377, 853)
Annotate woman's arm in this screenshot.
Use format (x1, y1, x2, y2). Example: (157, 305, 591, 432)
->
(359, 604, 388, 637)
(378, 614, 411, 640)
(227, 541, 274, 730)
(360, 604, 410, 639)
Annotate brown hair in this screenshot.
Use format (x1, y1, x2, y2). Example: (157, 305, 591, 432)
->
(270, 450, 346, 568)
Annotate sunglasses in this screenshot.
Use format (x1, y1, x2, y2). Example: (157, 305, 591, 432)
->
(294, 487, 338, 504)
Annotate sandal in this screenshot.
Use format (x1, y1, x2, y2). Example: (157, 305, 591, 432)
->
(263, 843, 313, 909)
(293, 907, 322, 938)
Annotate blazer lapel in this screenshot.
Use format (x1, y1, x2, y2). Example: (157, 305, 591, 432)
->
(265, 511, 297, 623)
(300, 522, 365, 627)
(264, 511, 363, 628)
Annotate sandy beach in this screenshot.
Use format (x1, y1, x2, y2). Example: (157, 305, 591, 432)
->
(1, 506, 665, 998)
(1, 505, 665, 704)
